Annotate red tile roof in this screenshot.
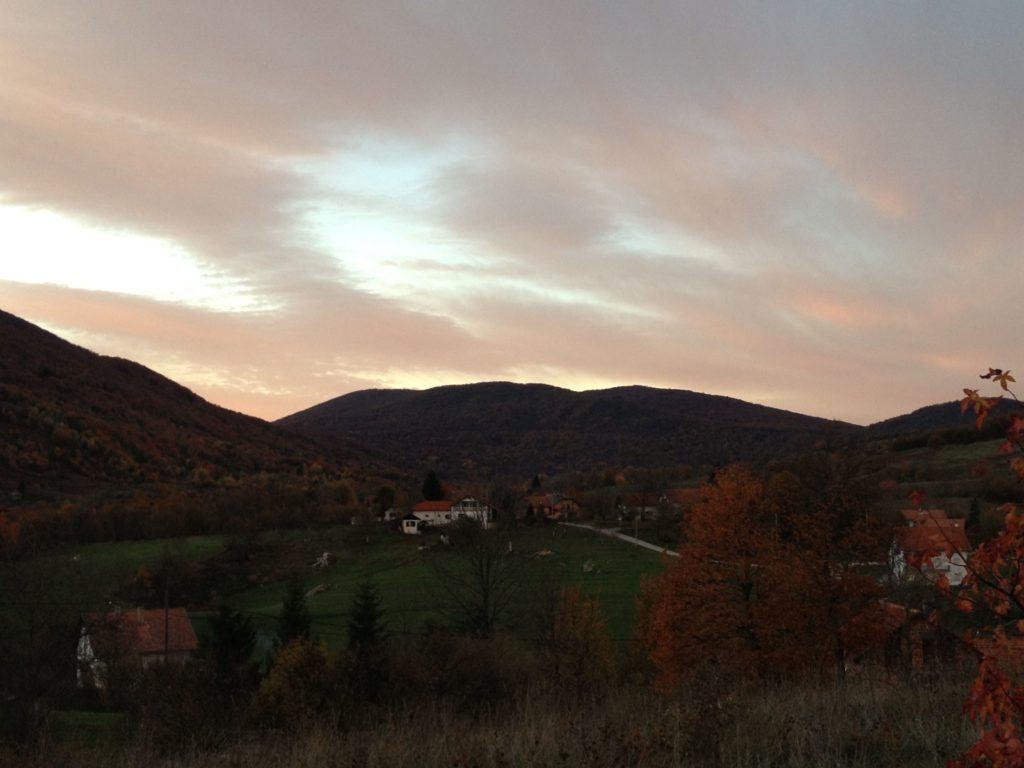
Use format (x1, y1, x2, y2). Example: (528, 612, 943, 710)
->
(901, 509, 948, 525)
(412, 500, 453, 512)
(83, 608, 198, 658)
(896, 519, 971, 553)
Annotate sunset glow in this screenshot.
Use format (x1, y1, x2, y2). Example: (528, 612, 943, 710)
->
(2, 2, 1021, 424)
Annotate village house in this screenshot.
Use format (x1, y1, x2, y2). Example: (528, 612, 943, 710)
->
(890, 512, 972, 586)
(523, 493, 581, 521)
(400, 497, 493, 534)
(78, 607, 198, 688)
(900, 508, 949, 526)
(659, 487, 702, 513)
(617, 492, 660, 521)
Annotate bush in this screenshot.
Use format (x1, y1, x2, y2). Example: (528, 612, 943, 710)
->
(250, 639, 344, 732)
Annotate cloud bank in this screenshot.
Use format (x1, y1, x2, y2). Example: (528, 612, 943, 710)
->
(2, 2, 1022, 424)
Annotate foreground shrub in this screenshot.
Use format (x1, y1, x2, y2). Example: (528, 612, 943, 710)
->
(249, 639, 344, 732)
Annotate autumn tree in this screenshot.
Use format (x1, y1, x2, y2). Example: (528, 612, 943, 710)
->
(950, 368, 1024, 768)
(251, 638, 342, 731)
(763, 455, 887, 681)
(643, 462, 885, 690)
(545, 586, 616, 696)
(644, 465, 778, 689)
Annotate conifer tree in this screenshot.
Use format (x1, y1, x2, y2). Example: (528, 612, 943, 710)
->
(347, 580, 388, 654)
(276, 575, 311, 645)
(422, 470, 444, 501)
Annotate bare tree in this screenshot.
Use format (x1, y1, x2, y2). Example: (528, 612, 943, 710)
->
(431, 518, 521, 637)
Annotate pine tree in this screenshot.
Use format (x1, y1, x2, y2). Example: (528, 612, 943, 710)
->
(275, 575, 311, 645)
(422, 470, 444, 501)
(202, 604, 257, 695)
(347, 580, 388, 653)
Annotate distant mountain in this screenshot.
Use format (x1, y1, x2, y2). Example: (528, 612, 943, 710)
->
(866, 399, 1021, 443)
(278, 382, 860, 478)
(0, 309, 356, 498)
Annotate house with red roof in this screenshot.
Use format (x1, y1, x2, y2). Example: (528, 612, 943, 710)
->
(401, 497, 493, 534)
(890, 513, 972, 586)
(523, 493, 581, 521)
(78, 607, 198, 688)
(900, 508, 948, 526)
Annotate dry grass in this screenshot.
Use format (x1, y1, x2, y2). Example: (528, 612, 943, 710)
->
(7, 670, 974, 768)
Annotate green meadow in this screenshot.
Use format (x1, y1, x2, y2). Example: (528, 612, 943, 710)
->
(44, 523, 667, 647)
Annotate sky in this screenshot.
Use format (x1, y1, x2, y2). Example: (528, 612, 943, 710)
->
(1, 2, 1022, 426)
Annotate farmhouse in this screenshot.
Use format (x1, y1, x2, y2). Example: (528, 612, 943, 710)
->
(523, 493, 581, 521)
(617, 492, 660, 521)
(401, 497, 493, 534)
(900, 508, 948, 526)
(78, 607, 198, 688)
(890, 514, 972, 586)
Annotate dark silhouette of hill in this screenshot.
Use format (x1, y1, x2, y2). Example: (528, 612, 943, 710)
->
(0, 309, 357, 497)
(278, 381, 860, 478)
(865, 399, 1021, 446)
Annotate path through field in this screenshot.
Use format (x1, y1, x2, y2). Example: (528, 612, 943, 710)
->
(560, 522, 679, 557)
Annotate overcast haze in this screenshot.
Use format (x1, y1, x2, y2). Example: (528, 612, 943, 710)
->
(2, 2, 1021, 425)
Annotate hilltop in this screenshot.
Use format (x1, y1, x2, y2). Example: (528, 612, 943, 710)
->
(0, 309, 360, 499)
(278, 381, 859, 478)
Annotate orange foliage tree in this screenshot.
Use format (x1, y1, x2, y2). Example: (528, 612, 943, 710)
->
(951, 369, 1024, 768)
(545, 585, 616, 696)
(642, 462, 884, 690)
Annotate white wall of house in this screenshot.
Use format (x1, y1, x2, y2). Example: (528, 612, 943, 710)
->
(451, 498, 491, 527)
(415, 509, 454, 526)
(890, 544, 970, 586)
(76, 630, 107, 688)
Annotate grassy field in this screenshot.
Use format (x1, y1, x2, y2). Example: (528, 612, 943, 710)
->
(226, 523, 666, 645)
(29, 523, 666, 648)
(53, 534, 227, 591)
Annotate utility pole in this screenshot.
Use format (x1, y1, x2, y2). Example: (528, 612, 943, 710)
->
(164, 584, 169, 663)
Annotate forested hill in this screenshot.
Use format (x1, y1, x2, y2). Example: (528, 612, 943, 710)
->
(0, 310, 357, 498)
(278, 381, 859, 478)
(865, 399, 1020, 440)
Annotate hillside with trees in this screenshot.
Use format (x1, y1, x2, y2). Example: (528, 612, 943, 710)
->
(0, 310, 364, 493)
(0, 310, 379, 542)
(278, 381, 859, 478)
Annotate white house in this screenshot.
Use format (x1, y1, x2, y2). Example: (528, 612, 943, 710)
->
(400, 497, 494, 534)
(450, 497, 492, 526)
(890, 517, 972, 586)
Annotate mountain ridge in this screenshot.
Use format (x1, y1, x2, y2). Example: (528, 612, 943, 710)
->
(0, 309, 357, 498)
(278, 380, 860, 478)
